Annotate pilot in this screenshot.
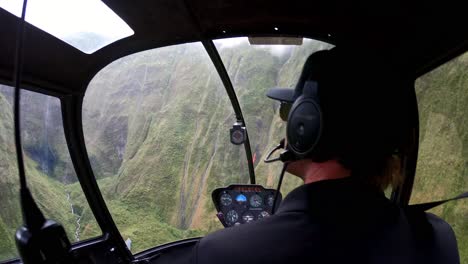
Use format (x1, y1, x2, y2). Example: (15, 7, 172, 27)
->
(191, 48, 459, 264)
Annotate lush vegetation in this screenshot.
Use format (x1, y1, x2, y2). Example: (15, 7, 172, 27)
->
(0, 91, 79, 260)
(0, 40, 466, 262)
(411, 51, 468, 263)
(79, 40, 330, 252)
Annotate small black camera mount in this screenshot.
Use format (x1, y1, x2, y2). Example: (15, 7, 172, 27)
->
(230, 121, 246, 145)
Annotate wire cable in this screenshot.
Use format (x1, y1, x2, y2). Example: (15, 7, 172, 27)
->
(12, 0, 48, 232)
(13, 0, 28, 189)
(12, 4, 74, 264)
(272, 163, 288, 214)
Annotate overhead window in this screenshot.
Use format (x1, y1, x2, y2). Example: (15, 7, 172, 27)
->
(0, 85, 100, 262)
(0, 0, 134, 54)
(411, 51, 468, 263)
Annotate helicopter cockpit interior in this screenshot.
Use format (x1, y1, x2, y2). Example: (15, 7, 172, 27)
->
(0, 0, 467, 263)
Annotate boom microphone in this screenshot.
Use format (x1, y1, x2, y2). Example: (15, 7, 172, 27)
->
(264, 139, 296, 163)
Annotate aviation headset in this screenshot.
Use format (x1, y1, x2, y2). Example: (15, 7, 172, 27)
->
(285, 80, 322, 159)
(283, 48, 335, 161)
(264, 50, 332, 163)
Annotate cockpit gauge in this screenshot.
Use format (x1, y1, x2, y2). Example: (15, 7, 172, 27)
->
(242, 212, 255, 223)
(235, 194, 247, 204)
(258, 211, 270, 219)
(212, 184, 282, 228)
(266, 194, 275, 207)
(220, 193, 232, 206)
(226, 210, 239, 226)
(249, 194, 263, 207)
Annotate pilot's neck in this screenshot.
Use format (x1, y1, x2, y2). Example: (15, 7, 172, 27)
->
(287, 159, 351, 185)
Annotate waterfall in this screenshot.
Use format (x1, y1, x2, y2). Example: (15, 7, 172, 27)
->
(66, 192, 82, 242)
(38, 94, 82, 241)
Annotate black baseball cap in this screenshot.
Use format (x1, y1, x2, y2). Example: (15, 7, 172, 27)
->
(266, 49, 335, 103)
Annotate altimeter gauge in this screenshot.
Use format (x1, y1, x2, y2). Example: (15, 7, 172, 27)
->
(220, 193, 232, 206)
(250, 194, 263, 207)
(226, 210, 239, 226)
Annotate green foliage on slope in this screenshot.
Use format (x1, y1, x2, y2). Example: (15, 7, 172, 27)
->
(84, 43, 250, 237)
(0, 93, 77, 261)
(0, 88, 77, 183)
(82, 41, 468, 259)
(0, 40, 466, 261)
(81, 41, 330, 246)
(67, 177, 204, 253)
(412, 51, 468, 263)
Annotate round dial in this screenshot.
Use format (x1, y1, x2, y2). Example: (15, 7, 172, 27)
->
(257, 211, 270, 219)
(226, 210, 239, 226)
(242, 212, 255, 223)
(267, 194, 275, 207)
(235, 194, 247, 204)
(220, 193, 232, 206)
(249, 194, 263, 207)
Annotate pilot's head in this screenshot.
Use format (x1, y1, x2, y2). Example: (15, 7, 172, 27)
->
(267, 47, 409, 190)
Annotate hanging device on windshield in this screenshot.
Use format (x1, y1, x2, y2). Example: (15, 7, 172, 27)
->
(230, 121, 246, 145)
(212, 185, 282, 227)
(13, 0, 74, 263)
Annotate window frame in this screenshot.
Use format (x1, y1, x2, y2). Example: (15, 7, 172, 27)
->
(0, 84, 107, 264)
(4, 36, 465, 262)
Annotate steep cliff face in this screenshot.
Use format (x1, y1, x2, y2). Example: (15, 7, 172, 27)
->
(76, 41, 468, 256)
(81, 41, 330, 235)
(1, 40, 466, 258)
(0, 88, 77, 183)
(412, 51, 468, 263)
(75, 41, 326, 251)
(0, 91, 77, 260)
(0, 92, 20, 259)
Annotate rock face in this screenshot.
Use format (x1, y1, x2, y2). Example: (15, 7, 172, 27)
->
(411, 51, 468, 263)
(81, 40, 326, 236)
(0, 89, 77, 260)
(0, 40, 466, 259)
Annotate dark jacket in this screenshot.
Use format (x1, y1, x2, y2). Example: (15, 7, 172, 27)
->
(192, 177, 459, 264)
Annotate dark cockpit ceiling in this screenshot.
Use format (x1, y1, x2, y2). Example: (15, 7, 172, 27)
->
(0, 0, 467, 96)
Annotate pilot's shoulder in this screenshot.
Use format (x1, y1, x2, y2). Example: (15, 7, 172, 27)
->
(424, 212, 458, 245)
(199, 217, 268, 247)
(193, 223, 257, 264)
(423, 212, 459, 263)
(193, 214, 289, 263)
(425, 212, 455, 231)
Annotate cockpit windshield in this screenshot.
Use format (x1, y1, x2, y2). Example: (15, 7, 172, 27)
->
(81, 38, 333, 253)
(83, 42, 249, 253)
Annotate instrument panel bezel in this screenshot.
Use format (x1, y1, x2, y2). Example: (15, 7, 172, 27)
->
(212, 184, 282, 227)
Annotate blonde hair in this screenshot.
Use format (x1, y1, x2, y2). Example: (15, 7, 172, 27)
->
(371, 154, 404, 191)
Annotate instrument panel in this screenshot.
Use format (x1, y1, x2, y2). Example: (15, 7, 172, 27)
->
(212, 185, 282, 227)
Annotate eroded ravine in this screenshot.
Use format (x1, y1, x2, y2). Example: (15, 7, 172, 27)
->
(66, 192, 82, 242)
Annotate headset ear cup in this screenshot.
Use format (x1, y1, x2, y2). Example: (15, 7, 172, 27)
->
(286, 96, 322, 158)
